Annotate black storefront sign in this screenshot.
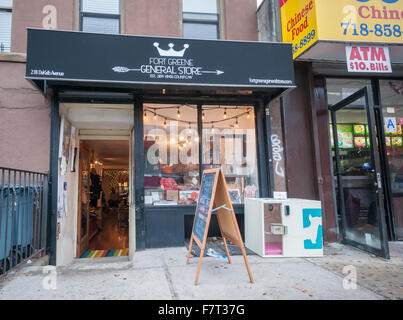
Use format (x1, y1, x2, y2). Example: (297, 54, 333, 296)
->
(26, 29, 295, 91)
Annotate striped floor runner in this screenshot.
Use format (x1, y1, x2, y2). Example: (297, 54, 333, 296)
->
(80, 249, 129, 258)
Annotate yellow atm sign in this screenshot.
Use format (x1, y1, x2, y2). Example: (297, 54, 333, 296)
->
(281, 0, 403, 59)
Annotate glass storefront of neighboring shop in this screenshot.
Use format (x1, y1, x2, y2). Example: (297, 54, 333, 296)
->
(379, 80, 403, 239)
(275, 0, 403, 258)
(326, 78, 403, 247)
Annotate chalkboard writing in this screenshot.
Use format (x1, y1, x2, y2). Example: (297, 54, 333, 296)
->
(187, 168, 254, 285)
(193, 171, 217, 244)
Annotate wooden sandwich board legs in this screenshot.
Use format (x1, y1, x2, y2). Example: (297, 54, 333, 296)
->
(241, 246, 254, 283)
(187, 168, 254, 285)
(222, 237, 232, 264)
(186, 235, 194, 265)
(195, 245, 205, 285)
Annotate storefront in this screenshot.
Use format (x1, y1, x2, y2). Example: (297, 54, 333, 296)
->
(279, 0, 403, 258)
(25, 28, 295, 265)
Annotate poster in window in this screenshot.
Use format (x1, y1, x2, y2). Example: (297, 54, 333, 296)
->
(392, 137, 403, 147)
(354, 137, 366, 148)
(385, 137, 391, 147)
(384, 118, 397, 134)
(228, 189, 241, 204)
(353, 124, 366, 136)
(337, 125, 353, 149)
(58, 115, 72, 162)
(391, 125, 402, 136)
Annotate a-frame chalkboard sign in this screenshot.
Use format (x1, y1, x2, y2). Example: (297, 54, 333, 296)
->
(186, 168, 254, 285)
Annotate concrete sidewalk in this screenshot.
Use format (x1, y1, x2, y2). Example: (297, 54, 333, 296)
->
(0, 243, 402, 300)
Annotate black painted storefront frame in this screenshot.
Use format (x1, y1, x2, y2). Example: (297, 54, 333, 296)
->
(52, 92, 276, 251)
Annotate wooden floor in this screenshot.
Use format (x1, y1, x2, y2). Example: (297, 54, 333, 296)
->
(88, 210, 129, 251)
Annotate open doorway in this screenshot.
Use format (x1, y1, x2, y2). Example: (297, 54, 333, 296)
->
(77, 139, 130, 258)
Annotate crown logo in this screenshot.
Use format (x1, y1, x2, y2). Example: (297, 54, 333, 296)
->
(153, 42, 189, 57)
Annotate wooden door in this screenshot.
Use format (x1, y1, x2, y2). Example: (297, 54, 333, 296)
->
(77, 141, 91, 257)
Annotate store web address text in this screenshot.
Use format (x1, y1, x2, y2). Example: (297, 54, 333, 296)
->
(249, 78, 293, 85)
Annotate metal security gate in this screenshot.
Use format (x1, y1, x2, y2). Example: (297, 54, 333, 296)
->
(0, 167, 48, 276)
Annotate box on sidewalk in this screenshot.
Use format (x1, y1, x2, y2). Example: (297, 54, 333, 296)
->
(245, 198, 323, 257)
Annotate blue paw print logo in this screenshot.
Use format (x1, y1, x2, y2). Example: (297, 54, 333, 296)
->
(302, 209, 323, 250)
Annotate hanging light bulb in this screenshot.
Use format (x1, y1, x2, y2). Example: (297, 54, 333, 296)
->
(247, 110, 250, 119)
(163, 119, 167, 128)
(202, 112, 205, 121)
(211, 124, 215, 133)
(224, 108, 227, 119)
(177, 107, 181, 118)
(235, 117, 239, 128)
(188, 122, 192, 133)
(153, 109, 157, 120)
(144, 111, 147, 120)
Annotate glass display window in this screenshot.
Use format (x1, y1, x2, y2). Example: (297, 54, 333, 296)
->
(202, 105, 259, 203)
(143, 104, 259, 206)
(144, 104, 199, 206)
(380, 80, 403, 239)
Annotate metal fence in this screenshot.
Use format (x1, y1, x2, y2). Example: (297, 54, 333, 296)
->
(0, 167, 48, 277)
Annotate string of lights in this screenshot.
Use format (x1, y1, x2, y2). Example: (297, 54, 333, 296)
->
(143, 105, 252, 127)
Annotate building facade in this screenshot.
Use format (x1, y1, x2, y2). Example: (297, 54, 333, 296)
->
(2, 0, 299, 267)
(258, 0, 403, 259)
(4, 0, 399, 268)
(0, 0, 259, 172)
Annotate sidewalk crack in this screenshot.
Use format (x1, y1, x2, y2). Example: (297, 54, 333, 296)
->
(161, 257, 179, 300)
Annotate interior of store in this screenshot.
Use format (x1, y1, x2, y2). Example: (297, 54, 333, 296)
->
(78, 139, 130, 258)
(58, 102, 134, 259)
(143, 103, 259, 207)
